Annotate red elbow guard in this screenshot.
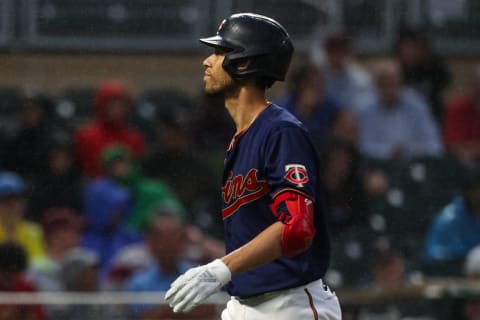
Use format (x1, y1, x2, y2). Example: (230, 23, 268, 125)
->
(269, 191, 316, 258)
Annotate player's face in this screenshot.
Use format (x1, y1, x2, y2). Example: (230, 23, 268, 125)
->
(202, 48, 235, 94)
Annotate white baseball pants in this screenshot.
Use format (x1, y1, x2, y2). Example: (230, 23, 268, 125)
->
(221, 279, 341, 320)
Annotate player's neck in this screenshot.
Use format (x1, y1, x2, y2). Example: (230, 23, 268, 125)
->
(224, 86, 269, 134)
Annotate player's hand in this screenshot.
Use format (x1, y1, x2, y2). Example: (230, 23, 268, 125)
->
(164, 259, 231, 313)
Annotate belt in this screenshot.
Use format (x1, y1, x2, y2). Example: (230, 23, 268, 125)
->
(237, 288, 290, 306)
(236, 278, 328, 307)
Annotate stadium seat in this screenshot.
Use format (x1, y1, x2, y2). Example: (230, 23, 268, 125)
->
(364, 156, 469, 271)
(55, 87, 96, 130)
(403, 156, 467, 226)
(0, 87, 22, 137)
(136, 88, 192, 119)
(364, 158, 405, 186)
(421, 257, 465, 277)
(329, 226, 379, 287)
(135, 88, 193, 143)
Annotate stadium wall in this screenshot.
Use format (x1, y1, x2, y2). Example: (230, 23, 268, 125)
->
(0, 53, 476, 99)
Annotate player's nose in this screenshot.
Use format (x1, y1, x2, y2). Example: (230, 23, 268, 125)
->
(202, 54, 214, 68)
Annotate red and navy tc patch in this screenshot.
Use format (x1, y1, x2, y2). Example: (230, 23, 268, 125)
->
(284, 164, 309, 188)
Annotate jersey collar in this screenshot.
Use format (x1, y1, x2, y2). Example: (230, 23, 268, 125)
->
(227, 102, 272, 152)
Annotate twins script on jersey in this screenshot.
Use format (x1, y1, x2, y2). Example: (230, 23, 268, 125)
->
(222, 103, 330, 298)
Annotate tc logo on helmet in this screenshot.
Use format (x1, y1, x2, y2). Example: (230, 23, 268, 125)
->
(284, 164, 309, 187)
(217, 19, 227, 34)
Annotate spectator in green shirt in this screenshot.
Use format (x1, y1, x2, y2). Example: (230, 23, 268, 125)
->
(101, 145, 185, 231)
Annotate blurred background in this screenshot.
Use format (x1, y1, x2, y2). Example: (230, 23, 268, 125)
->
(0, 0, 479, 319)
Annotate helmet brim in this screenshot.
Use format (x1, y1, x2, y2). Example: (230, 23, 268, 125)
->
(199, 36, 235, 51)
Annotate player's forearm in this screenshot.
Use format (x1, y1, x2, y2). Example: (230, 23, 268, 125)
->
(221, 221, 284, 275)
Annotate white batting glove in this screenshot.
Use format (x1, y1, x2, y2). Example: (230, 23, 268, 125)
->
(165, 259, 231, 313)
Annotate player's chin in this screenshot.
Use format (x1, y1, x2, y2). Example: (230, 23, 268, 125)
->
(204, 84, 222, 95)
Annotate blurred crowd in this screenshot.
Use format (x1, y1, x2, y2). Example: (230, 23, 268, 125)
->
(0, 28, 479, 320)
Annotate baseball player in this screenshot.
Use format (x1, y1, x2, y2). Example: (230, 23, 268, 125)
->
(165, 13, 341, 319)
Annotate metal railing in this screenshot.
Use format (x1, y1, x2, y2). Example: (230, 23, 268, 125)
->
(0, 0, 479, 54)
(0, 0, 13, 46)
(19, 0, 212, 51)
(0, 279, 476, 305)
(0, 281, 477, 320)
(0, 292, 228, 305)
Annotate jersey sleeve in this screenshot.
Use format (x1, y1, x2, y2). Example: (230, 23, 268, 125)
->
(263, 125, 318, 201)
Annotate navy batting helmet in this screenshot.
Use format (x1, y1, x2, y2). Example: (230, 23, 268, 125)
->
(199, 13, 294, 84)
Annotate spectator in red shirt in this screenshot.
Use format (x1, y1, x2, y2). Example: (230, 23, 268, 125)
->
(0, 243, 46, 320)
(444, 65, 480, 167)
(74, 81, 145, 177)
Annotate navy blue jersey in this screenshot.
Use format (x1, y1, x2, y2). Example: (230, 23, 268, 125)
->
(222, 103, 330, 298)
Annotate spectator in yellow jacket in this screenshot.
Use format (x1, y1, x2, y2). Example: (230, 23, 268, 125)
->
(0, 172, 46, 262)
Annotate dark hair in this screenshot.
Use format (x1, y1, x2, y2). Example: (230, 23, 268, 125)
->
(371, 237, 403, 268)
(42, 207, 83, 235)
(320, 138, 360, 173)
(21, 93, 55, 116)
(49, 133, 74, 153)
(237, 74, 275, 91)
(0, 243, 27, 273)
(325, 32, 352, 52)
(252, 77, 275, 90)
(231, 57, 276, 90)
(463, 168, 480, 188)
(460, 169, 480, 212)
(287, 63, 323, 96)
(463, 169, 480, 193)
(394, 27, 431, 55)
(144, 210, 185, 235)
(372, 248, 403, 268)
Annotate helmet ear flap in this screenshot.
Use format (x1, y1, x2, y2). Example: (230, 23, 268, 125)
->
(222, 54, 237, 80)
(234, 58, 252, 72)
(222, 54, 277, 83)
(222, 55, 275, 89)
(222, 55, 257, 81)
